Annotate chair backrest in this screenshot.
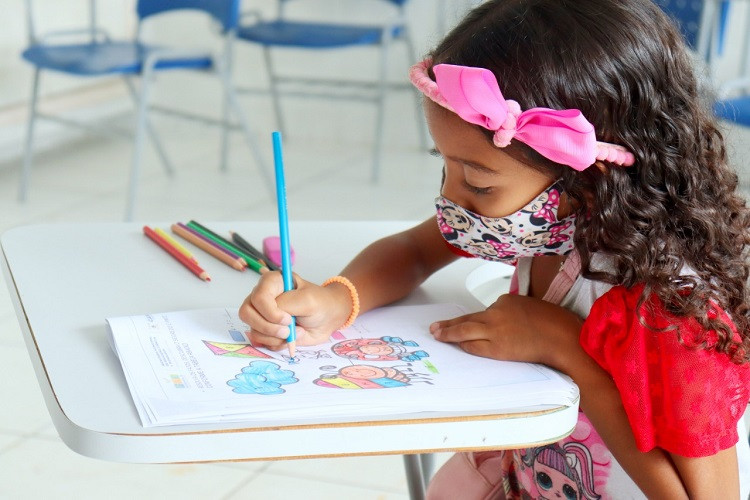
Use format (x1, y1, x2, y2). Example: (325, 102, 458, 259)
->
(25, 0, 99, 44)
(278, 0, 408, 4)
(655, 0, 704, 49)
(136, 0, 240, 31)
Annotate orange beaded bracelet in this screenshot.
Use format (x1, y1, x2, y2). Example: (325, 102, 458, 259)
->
(322, 276, 360, 329)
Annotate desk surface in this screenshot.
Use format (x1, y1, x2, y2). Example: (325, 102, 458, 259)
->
(2, 221, 578, 463)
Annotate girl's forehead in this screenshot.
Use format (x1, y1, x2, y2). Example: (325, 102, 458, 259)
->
(425, 101, 534, 178)
(426, 103, 497, 157)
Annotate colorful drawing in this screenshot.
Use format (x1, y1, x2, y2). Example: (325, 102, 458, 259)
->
(203, 340, 272, 359)
(227, 360, 298, 395)
(332, 337, 429, 362)
(314, 364, 418, 389)
(228, 329, 246, 342)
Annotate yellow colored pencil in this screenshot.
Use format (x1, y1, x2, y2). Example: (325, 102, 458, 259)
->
(155, 227, 197, 262)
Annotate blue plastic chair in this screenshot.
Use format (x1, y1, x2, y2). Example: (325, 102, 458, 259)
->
(655, 0, 730, 64)
(234, 0, 427, 182)
(20, 0, 272, 221)
(713, 3, 750, 131)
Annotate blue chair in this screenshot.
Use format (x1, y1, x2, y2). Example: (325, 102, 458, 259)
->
(234, 0, 427, 182)
(655, 0, 730, 66)
(20, 0, 273, 221)
(713, 5, 750, 131)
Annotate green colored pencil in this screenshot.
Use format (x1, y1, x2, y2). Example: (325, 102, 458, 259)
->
(186, 221, 265, 274)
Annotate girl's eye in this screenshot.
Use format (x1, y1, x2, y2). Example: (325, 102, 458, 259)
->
(464, 181, 492, 195)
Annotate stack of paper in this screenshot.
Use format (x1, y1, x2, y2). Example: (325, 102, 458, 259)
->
(107, 303, 579, 427)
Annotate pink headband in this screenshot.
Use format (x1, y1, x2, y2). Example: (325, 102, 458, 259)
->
(409, 59, 635, 171)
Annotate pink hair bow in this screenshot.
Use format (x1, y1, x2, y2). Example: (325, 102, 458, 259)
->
(410, 60, 635, 170)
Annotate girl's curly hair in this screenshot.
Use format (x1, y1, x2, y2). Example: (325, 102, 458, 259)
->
(430, 0, 750, 362)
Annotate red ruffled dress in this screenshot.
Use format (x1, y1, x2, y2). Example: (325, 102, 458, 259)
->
(427, 251, 750, 499)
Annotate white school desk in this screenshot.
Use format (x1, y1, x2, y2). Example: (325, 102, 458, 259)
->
(1, 221, 579, 499)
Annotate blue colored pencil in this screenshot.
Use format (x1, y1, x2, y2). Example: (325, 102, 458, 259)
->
(272, 131, 296, 359)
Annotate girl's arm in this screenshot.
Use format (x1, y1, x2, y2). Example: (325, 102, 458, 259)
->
(240, 218, 458, 348)
(338, 217, 459, 313)
(551, 315, 741, 499)
(431, 295, 739, 499)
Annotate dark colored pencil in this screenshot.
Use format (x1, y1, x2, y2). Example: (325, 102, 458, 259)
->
(231, 231, 279, 271)
(187, 221, 266, 274)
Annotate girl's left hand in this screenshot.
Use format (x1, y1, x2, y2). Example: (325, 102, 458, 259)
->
(429, 294, 583, 369)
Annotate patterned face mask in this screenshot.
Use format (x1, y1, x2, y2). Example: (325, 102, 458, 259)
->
(435, 181, 576, 262)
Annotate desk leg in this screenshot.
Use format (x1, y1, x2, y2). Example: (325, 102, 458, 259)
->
(420, 453, 435, 485)
(403, 454, 426, 500)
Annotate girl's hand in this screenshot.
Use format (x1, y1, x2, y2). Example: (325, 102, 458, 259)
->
(429, 294, 583, 369)
(238, 271, 352, 350)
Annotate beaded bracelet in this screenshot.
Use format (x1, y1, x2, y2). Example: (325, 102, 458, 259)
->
(322, 276, 360, 329)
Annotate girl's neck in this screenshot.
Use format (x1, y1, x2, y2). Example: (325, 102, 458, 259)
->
(528, 255, 569, 299)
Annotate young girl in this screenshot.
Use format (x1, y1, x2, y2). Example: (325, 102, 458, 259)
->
(239, 0, 750, 497)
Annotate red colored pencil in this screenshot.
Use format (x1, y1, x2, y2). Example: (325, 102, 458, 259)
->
(143, 225, 211, 281)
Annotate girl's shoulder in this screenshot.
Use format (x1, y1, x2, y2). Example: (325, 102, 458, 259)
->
(579, 282, 750, 457)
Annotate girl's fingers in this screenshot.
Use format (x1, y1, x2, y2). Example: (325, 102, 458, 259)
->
(248, 325, 312, 351)
(247, 329, 287, 350)
(430, 316, 490, 343)
(247, 272, 292, 325)
(457, 339, 494, 359)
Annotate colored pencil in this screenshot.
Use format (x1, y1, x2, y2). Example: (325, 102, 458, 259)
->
(185, 221, 266, 274)
(155, 227, 197, 262)
(143, 225, 210, 281)
(177, 222, 242, 260)
(171, 224, 246, 271)
(272, 131, 296, 359)
(230, 230, 278, 271)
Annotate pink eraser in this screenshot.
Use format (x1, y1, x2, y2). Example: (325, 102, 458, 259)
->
(263, 236, 295, 268)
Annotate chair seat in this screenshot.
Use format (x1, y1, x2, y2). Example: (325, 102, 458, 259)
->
(237, 20, 403, 48)
(714, 97, 750, 127)
(22, 41, 213, 76)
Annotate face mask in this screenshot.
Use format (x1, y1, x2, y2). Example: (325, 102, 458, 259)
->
(435, 181, 576, 262)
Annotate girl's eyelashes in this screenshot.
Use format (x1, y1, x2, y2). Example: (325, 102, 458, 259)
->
(429, 148, 442, 158)
(463, 180, 492, 195)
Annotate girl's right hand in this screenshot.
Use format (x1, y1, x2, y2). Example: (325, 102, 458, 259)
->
(238, 271, 352, 350)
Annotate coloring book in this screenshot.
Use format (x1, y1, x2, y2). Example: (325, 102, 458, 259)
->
(107, 303, 579, 427)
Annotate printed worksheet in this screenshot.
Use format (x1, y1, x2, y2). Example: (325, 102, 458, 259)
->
(107, 304, 579, 427)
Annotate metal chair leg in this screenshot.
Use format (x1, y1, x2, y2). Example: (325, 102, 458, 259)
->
(404, 31, 430, 151)
(19, 68, 41, 202)
(220, 36, 234, 172)
(371, 29, 393, 183)
(126, 73, 154, 222)
(219, 69, 275, 196)
(263, 46, 286, 136)
(123, 76, 174, 177)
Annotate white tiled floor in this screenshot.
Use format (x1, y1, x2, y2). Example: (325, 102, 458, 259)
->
(3, 14, 750, 499)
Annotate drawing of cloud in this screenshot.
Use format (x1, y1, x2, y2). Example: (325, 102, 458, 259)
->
(227, 360, 298, 395)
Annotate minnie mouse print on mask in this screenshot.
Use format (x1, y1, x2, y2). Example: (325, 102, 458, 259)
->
(436, 180, 576, 262)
